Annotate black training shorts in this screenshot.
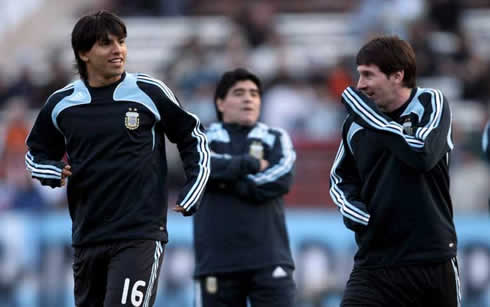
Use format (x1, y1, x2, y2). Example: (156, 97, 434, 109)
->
(341, 257, 461, 307)
(73, 240, 165, 307)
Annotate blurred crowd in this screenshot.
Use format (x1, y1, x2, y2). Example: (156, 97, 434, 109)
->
(0, 0, 488, 213)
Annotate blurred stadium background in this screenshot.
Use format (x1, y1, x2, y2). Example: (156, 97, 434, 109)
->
(0, 0, 488, 306)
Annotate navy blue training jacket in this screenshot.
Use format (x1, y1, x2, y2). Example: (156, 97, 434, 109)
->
(330, 86, 457, 268)
(26, 72, 210, 246)
(193, 122, 295, 276)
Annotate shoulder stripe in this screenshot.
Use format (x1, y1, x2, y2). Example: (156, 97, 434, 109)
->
(343, 88, 424, 149)
(137, 75, 180, 106)
(415, 89, 444, 141)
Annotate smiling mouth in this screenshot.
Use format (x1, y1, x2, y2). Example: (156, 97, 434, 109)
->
(109, 58, 123, 64)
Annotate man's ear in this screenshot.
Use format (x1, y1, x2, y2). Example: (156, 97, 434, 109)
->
(78, 51, 89, 63)
(391, 70, 404, 84)
(216, 98, 226, 113)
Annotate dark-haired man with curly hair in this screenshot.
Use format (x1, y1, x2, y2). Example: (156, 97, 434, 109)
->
(193, 68, 296, 307)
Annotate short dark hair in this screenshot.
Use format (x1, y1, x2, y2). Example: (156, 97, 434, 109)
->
(71, 10, 127, 80)
(214, 68, 262, 121)
(356, 35, 416, 88)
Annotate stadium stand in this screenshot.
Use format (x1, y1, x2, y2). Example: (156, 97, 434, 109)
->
(0, 1, 488, 306)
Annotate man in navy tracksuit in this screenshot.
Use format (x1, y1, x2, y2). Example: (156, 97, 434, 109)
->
(193, 68, 296, 307)
(25, 11, 210, 306)
(330, 36, 461, 306)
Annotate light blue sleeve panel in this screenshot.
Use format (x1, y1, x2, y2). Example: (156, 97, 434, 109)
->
(346, 121, 363, 155)
(114, 73, 162, 150)
(51, 80, 91, 134)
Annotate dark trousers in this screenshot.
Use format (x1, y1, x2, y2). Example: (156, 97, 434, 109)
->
(341, 257, 461, 307)
(195, 266, 296, 307)
(73, 240, 165, 307)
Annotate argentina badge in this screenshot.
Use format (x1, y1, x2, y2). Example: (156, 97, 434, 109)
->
(125, 108, 139, 130)
(249, 141, 264, 159)
(205, 276, 218, 294)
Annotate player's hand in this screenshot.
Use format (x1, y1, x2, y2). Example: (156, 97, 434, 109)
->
(61, 165, 72, 187)
(259, 159, 269, 171)
(172, 205, 187, 214)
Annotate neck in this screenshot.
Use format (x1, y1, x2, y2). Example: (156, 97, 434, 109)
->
(86, 74, 122, 88)
(386, 87, 412, 113)
(224, 121, 254, 127)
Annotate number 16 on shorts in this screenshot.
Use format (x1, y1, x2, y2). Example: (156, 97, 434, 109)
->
(121, 278, 146, 306)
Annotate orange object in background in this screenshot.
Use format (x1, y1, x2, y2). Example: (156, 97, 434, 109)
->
(5, 122, 29, 154)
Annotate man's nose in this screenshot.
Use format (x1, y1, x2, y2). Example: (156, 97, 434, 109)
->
(357, 77, 365, 90)
(113, 42, 123, 54)
(243, 93, 253, 102)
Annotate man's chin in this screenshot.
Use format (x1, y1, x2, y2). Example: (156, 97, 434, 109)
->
(376, 103, 388, 112)
(104, 70, 124, 81)
(240, 119, 257, 126)
(109, 68, 125, 76)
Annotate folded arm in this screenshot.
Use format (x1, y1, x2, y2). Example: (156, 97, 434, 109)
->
(341, 86, 453, 171)
(233, 128, 296, 203)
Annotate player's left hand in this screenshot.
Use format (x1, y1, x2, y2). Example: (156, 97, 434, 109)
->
(173, 205, 187, 215)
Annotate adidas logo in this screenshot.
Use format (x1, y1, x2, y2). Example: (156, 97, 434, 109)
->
(272, 266, 287, 278)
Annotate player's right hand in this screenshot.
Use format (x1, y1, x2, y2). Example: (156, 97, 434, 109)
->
(259, 159, 269, 171)
(61, 165, 72, 187)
